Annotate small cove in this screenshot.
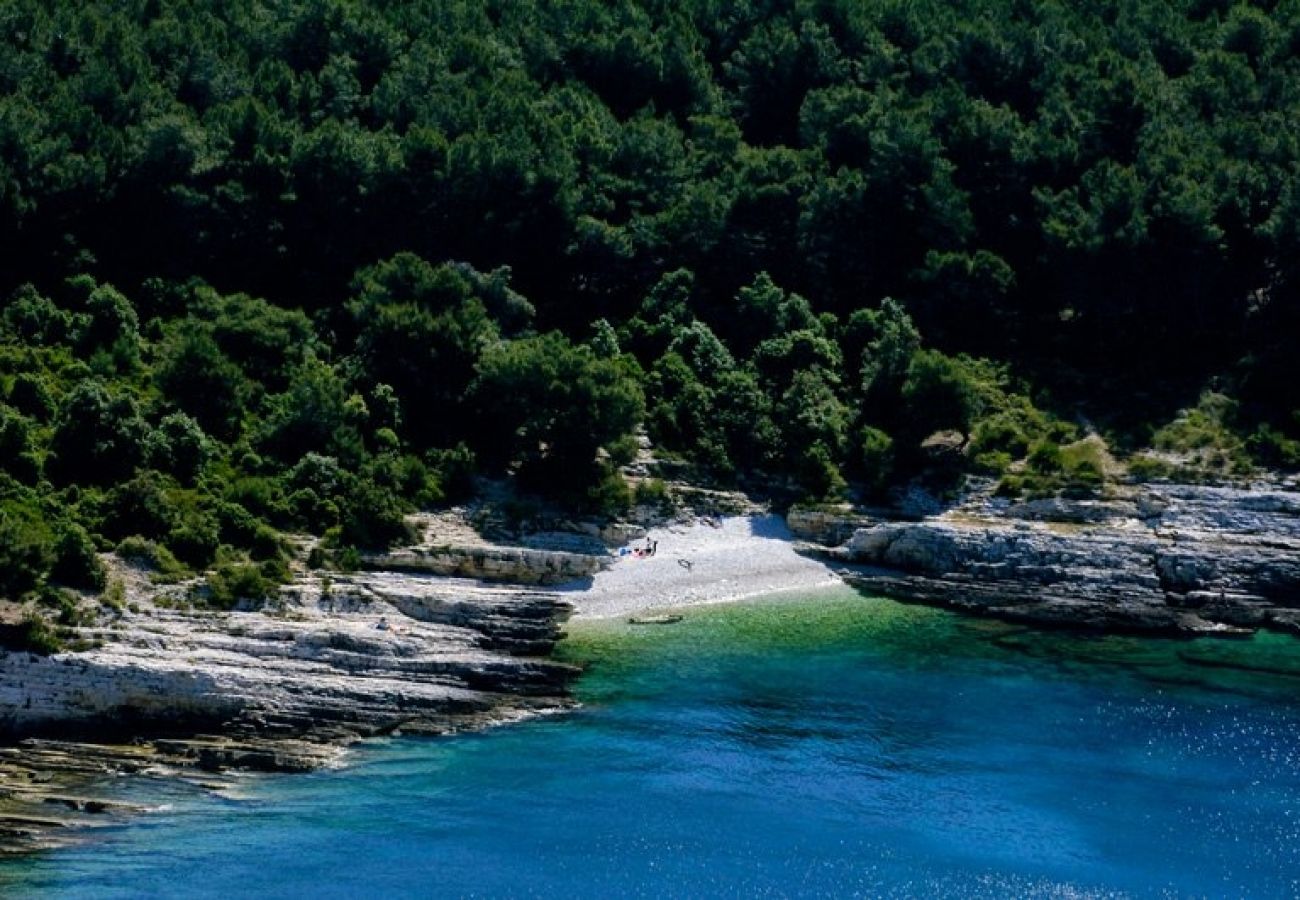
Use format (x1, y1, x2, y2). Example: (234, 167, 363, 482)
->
(4, 585, 1299, 897)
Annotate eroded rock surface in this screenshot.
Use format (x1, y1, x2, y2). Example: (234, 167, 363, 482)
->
(797, 482, 1300, 635)
(0, 565, 579, 852)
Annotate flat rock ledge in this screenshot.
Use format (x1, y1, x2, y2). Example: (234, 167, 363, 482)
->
(360, 544, 610, 585)
(795, 482, 1300, 636)
(0, 567, 579, 853)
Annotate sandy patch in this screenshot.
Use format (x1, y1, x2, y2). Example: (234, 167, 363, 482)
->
(564, 514, 842, 620)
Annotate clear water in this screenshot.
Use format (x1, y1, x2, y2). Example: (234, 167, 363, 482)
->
(4, 586, 1300, 898)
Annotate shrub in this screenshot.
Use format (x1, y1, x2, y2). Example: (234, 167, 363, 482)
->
(1150, 392, 1250, 475)
(4, 611, 63, 655)
(44, 587, 90, 627)
(49, 523, 106, 591)
(0, 502, 54, 600)
(585, 466, 632, 517)
(900, 350, 980, 438)
(47, 379, 148, 485)
(225, 476, 289, 522)
(333, 545, 362, 572)
(115, 536, 189, 580)
(796, 442, 848, 502)
(146, 412, 212, 482)
(167, 513, 221, 569)
(101, 579, 127, 611)
(633, 478, 671, 509)
(858, 426, 895, 494)
(1027, 440, 1064, 474)
(338, 481, 413, 549)
(606, 433, 641, 468)
(428, 444, 476, 502)
(365, 452, 437, 503)
(995, 474, 1024, 497)
(1247, 424, 1300, 470)
(98, 471, 179, 541)
(248, 523, 286, 561)
(214, 500, 261, 546)
(288, 488, 340, 530)
(205, 562, 276, 609)
(1127, 454, 1176, 481)
(1059, 438, 1109, 487)
(972, 450, 1013, 476)
(969, 414, 1031, 459)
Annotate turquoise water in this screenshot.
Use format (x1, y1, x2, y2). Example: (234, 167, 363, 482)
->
(5, 587, 1300, 898)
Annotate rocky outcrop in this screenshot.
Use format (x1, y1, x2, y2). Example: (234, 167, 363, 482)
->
(360, 544, 609, 585)
(807, 482, 1300, 635)
(0, 564, 580, 852)
(786, 506, 876, 546)
(2, 573, 577, 744)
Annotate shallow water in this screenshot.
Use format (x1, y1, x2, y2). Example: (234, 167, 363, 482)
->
(4, 587, 1300, 897)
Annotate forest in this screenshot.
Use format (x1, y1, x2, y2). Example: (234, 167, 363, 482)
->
(3, 0, 1300, 622)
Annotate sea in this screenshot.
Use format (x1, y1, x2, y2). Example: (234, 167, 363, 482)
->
(3, 585, 1298, 898)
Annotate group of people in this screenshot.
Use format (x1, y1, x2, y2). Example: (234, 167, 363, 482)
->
(620, 539, 659, 559)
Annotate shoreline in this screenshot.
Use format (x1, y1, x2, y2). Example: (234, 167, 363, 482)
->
(4, 477, 1299, 854)
(563, 514, 844, 621)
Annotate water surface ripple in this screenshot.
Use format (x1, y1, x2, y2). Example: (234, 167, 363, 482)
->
(4, 587, 1299, 897)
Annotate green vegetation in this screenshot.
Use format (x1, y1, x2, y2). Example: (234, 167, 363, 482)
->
(3, 0, 1300, 610)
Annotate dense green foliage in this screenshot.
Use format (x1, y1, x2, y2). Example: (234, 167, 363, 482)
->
(4, 0, 1300, 603)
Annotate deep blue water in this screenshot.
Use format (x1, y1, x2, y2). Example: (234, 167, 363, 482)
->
(4, 587, 1300, 898)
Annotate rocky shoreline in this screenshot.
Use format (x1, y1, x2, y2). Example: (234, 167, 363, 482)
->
(5, 478, 1300, 854)
(0, 536, 596, 854)
(792, 481, 1300, 636)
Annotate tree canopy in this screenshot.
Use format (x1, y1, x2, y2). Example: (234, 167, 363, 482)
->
(4, 0, 1300, 606)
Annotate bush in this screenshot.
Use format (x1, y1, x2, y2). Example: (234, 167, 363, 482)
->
(1127, 454, 1176, 481)
(8, 373, 55, 421)
(1059, 438, 1109, 483)
(1247, 424, 1300, 470)
(900, 350, 980, 438)
(1150, 392, 1251, 476)
(167, 514, 221, 569)
(633, 478, 671, 509)
(428, 444, 476, 502)
(288, 488, 340, 530)
(585, 466, 632, 517)
(338, 481, 413, 549)
(49, 523, 106, 591)
(47, 379, 148, 485)
(972, 450, 1013, 476)
(0, 502, 54, 600)
(225, 476, 289, 522)
(969, 414, 1031, 459)
(795, 442, 848, 502)
(3, 611, 63, 655)
(248, 523, 286, 561)
(101, 579, 126, 611)
(98, 471, 179, 541)
(146, 413, 212, 482)
(858, 426, 895, 495)
(365, 452, 438, 504)
(115, 536, 189, 580)
(995, 474, 1025, 497)
(205, 562, 277, 609)
(1027, 440, 1064, 474)
(44, 587, 91, 627)
(214, 500, 261, 546)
